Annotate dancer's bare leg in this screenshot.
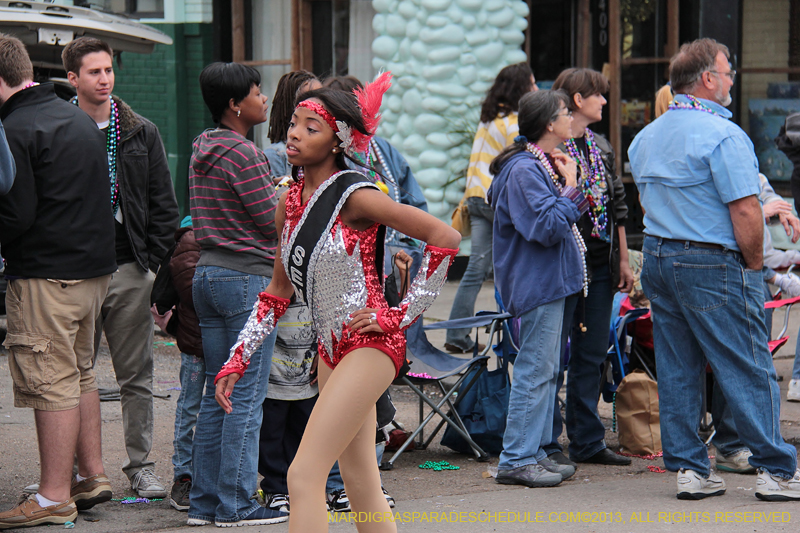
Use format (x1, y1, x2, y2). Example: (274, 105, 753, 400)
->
(288, 348, 396, 533)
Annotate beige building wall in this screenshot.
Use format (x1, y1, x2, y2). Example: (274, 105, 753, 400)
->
(740, 0, 790, 132)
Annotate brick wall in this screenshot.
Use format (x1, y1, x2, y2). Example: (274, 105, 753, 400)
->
(113, 23, 215, 215)
(741, 0, 790, 132)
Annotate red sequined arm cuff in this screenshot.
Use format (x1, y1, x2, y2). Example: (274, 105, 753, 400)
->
(376, 245, 458, 333)
(214, 292, 291, 384)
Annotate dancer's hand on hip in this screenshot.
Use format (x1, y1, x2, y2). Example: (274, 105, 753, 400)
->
(349, 308, 385, 333)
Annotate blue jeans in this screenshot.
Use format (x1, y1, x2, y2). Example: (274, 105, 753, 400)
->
(546, 266, 614, 460)
(188, 266, 278, 523)
(446, 197, 494, 350)
(709, 378, 747, 457)
(172, 353, 205, 481)
(543, 295, 579, 456)
(641, 237, 796, 478)
(499, 298, 566, 469)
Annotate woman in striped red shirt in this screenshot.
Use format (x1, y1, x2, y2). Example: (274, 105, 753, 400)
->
(187, 62, 287, 527)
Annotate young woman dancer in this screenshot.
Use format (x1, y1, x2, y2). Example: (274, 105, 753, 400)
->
(214, 75, 461, 532)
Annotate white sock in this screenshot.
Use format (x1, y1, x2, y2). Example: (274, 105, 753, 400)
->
(35, 493, 62, 507)
(75, 473, 87, 483)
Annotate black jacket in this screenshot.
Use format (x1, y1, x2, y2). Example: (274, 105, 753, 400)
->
(0, 83, 116, 279)
(114, 96, 179, 272)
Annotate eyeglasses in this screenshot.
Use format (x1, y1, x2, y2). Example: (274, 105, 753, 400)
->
(554, 110, 573, 119)
(708, 69, 736, 82)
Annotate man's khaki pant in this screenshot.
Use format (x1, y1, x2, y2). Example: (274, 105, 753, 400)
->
(94, 262, 156, 479)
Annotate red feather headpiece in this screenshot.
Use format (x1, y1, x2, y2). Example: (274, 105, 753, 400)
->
(349, 71, 392, 154)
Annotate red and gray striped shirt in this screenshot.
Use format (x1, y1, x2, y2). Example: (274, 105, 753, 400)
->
(189, 129, 279, 277)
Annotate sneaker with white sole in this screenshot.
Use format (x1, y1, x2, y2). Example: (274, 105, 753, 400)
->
(170, 477, 192, 511)
(215, 506, 288, 527)
(539, 457, 576, 480)
(326, 489, 350, 512)
(788, 379, 800, 402)
(187, 518, 212, 526)
(716, 449, 756, 474)
(130, 468, 167, 498)
(755, 468, 800, 501)
(382, 487, 395, 508)
(676, 469, 726, 500)
(495, 464, 563, 488)
(262, 493, 289, 514)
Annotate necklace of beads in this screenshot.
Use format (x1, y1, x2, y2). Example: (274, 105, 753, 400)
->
(526, 142, 589, 297)
(73, 97, 121, 215)
(418, 460, 459, 471)
(667, 94, 722, 117)
(565, 129, 609, 242)
(22, 81, 39, 90)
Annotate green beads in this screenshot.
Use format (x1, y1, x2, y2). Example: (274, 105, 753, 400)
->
(418, 460, 459, 471)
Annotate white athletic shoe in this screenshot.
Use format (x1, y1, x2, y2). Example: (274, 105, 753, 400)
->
(788, 379, 800, 402)
(755, 469, 800, 501)
(716, 449, 756, 474)
(676, 469, 726, 500)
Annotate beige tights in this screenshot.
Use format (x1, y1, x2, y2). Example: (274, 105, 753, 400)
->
(288, 348, 398, 533)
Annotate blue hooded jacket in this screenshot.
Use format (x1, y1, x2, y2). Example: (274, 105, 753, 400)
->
(487, 151, 587, 316)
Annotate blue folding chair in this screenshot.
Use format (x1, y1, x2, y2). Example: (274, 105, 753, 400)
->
(380, 311, 514, 470)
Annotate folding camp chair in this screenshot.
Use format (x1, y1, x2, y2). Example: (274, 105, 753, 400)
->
(602, 296, 651, 402)
(379, 311, 514, 470)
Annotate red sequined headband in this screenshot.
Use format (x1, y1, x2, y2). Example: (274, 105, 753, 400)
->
(296, 100, 338, 132)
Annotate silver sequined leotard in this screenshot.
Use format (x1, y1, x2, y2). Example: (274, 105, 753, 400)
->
(282, 172, 407, 377)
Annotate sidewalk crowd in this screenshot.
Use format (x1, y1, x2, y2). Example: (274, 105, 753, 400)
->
(1, 27, 800, 533)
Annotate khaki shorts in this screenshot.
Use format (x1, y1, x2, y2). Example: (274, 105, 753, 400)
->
(4, 275, 111, 411)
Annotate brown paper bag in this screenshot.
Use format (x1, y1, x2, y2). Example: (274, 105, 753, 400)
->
(615, 370, 661, 455)
(450, 199, 470, 237)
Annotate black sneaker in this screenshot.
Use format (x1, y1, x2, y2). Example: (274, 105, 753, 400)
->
(215, 506, 288, 527)
(326, 489, 350, 512)
(170, 477, 192, 511)
(263, 493, 289, 514)
(382, 487, 395, 508)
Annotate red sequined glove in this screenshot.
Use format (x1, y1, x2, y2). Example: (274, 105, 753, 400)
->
(214, 292, 291, 384)
(376, 245, 457, 333)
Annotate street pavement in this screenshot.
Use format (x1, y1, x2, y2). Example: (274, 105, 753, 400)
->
(2, 280, 800, 532)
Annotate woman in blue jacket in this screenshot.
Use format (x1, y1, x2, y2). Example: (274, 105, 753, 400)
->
(488, 89, 589, 488)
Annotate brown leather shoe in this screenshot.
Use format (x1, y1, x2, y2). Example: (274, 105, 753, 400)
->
(0, 494, 77, 529)
(71, 473, 112, 510)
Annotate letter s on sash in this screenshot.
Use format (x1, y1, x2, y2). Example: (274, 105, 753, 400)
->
(292, 245, 305, 266)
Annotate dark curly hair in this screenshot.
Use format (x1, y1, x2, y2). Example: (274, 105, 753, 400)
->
(480, 62, 534, 123)
(268, 70, 319, 143)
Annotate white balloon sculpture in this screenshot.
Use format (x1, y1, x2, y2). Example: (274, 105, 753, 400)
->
(372, 0, 529, 219)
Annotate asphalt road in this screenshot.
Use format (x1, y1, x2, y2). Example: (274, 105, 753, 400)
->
(2, 281, 800, 532)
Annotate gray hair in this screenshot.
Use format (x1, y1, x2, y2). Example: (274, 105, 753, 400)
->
(669, 38, 730, 94)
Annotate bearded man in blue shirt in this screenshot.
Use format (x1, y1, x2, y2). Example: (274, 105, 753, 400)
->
(629, 38, 800, 502)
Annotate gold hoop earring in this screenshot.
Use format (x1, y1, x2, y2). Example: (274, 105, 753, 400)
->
(237, 110, 241, 118)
